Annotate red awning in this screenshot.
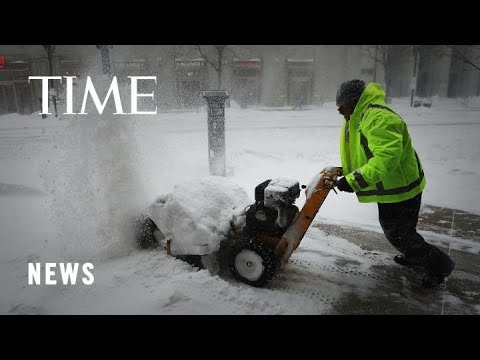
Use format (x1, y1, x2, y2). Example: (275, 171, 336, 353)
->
(233, 60, 262, 69)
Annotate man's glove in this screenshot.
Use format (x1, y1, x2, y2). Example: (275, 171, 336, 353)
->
(336, 177, 354, 193)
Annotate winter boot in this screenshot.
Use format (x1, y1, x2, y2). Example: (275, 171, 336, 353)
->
(422, 273, 447, 289)
(422, 246, 455, 289)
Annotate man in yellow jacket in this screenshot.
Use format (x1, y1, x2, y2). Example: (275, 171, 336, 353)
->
(335, 79, 454, 289)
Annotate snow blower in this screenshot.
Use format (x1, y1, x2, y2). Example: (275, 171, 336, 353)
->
(225, 166, 342, 287)
(135, 166, 343, 288)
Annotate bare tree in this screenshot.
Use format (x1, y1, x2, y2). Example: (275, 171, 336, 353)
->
(428, 45, 480, 100)
(169, 44, 254, 90)
(363, 45, 392, 102)
(363, 45, 414, 103)
(444, 45, 480, 71)
(42, 45, 58, 117)
(196, 45, 228, 88)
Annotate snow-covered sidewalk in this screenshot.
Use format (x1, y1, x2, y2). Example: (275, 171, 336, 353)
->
(1, 99, 480, 314)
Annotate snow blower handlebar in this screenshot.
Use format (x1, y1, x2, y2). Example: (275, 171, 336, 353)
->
(274, 166, 343, 266)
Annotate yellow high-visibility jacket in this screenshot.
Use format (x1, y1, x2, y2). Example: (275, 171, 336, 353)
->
(340, 82, 426, 203)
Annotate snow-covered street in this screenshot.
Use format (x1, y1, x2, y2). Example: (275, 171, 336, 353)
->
(1, 98, 480, 314)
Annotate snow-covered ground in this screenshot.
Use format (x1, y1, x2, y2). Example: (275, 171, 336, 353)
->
(1, 95, 480, 314)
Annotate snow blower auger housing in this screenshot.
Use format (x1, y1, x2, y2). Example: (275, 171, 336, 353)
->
(227, 166, 343, 287)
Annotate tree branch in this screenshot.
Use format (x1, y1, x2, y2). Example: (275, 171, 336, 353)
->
(445, 45, 480, 71)
(196, 45, 219, 71)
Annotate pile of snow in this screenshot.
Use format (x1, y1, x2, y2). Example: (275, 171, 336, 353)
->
(146, 176, 251, 255)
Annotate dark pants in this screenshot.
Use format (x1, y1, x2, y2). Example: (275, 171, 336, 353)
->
(378, 192, 454, 275)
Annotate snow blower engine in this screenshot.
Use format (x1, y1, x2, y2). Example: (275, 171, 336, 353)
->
(244, 178, 300, 240)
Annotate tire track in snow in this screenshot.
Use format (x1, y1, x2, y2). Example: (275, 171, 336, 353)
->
(263, 248, 440, 313)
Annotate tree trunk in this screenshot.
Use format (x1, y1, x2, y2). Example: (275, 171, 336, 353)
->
(216, 46, 225, 88)
(100, 47, 111, 76)
(96, 45, 112, 77)
(44, 45, 58, 117)
(384, 46, 392, 104)
(218, 64, 222, 88)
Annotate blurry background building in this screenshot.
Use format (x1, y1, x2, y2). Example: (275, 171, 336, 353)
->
(0, 44, 479, 115)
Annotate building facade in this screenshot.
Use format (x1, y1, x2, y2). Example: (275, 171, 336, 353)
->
(1, 45, 479, 115)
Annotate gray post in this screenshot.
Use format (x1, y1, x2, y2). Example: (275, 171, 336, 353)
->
(202, 90, 229, 176)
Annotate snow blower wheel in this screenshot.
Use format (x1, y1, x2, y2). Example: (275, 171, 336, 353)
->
(228, 239, 278, 287)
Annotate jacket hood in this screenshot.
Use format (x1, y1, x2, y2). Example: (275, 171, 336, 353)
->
(352, 82, 386, 118)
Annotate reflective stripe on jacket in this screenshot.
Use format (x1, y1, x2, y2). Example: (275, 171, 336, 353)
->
(339, 82, 426, 203)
